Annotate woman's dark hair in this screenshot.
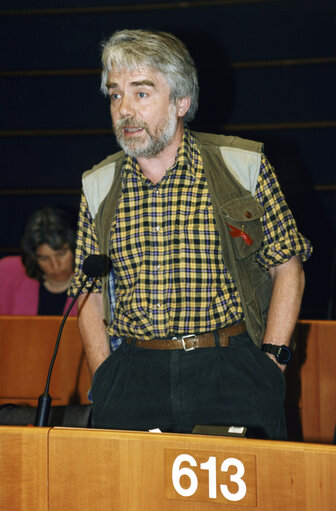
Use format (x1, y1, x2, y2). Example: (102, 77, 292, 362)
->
(21, 207, 77, 281)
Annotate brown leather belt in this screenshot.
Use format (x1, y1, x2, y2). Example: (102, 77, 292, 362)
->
(126, 322, 246, 351)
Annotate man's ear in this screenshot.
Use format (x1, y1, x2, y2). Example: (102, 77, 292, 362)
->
(176, 97, 191, 118)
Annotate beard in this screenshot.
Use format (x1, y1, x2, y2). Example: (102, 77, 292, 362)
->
(113, 103, 179, 158)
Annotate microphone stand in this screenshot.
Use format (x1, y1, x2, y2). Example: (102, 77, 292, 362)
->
(34, 276, 90, 427)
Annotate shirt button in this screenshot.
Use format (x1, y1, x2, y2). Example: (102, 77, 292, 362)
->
(155, 225, 160, 232)
(156, 303, 161, 309)
(155, 264, 160, 271)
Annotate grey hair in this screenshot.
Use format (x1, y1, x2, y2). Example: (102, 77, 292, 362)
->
(100, 29, 199, 123)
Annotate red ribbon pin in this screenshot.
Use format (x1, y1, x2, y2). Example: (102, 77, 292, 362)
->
(226, 223, 253, 246)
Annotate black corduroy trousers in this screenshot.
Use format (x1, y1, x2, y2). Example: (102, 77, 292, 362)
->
(91, 332, 287, 440)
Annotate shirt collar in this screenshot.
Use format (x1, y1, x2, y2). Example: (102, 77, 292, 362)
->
(173, 129, 197, 178)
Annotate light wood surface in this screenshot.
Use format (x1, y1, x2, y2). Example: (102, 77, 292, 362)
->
(1, 426, 335, 511)
(0, 426, 48, 511)
(47, 428, 336, 510)
(0, 316, 90, 406)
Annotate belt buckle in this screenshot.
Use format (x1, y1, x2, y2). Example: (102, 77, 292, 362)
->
(180, 333, 198, 351)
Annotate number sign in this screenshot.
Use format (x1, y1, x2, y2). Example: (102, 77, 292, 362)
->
(165, 449, 257, 506)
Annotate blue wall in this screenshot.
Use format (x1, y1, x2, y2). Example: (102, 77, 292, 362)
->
(0, 0, 335, 318)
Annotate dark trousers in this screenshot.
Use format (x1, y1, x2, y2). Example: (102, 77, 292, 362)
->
(91, 332, 287, 440)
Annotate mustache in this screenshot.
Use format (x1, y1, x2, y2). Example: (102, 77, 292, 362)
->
(116, 117, 150, 132)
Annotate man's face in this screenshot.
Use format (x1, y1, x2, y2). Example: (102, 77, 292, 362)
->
(106, 67, 181, 158)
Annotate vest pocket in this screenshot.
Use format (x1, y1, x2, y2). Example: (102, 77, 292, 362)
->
(221, 196, 264, 260)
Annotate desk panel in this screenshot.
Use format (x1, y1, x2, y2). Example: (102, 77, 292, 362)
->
(0, 426, 48, 511)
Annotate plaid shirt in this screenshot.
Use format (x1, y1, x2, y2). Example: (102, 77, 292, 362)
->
(70, 130, 312, 343)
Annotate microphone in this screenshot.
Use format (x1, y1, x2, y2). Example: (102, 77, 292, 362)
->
(34, 254, 108, 427)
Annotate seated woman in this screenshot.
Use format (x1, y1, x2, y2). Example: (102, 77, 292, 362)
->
(0, 207, 77, 316)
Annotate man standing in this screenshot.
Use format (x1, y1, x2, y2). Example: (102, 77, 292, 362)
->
(70, 29, 312, 439)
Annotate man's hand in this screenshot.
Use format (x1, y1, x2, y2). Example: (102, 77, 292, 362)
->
(265, 352, 286, 373)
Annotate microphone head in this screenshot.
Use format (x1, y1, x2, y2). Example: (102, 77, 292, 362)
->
(82, 254, 109, 278)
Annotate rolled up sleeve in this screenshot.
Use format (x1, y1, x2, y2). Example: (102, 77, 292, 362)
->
(255, 154, 313, 270)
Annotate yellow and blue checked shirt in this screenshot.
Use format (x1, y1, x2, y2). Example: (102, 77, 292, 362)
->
(70, 130, 312, 343)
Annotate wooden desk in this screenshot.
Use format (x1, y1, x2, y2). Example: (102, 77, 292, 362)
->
(49, 428, 336, 511)
(0, 316, 90, 407)
(0, 426, 335, 511)
(0, 426, 48, 511)
(286, 320, 336, 443)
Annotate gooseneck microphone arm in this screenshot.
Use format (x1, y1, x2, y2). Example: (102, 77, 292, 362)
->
(34, 254, 107, 427)
(34, 276, 90, 427)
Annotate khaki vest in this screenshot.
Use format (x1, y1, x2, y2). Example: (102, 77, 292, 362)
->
(82, 131, 272, 347)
